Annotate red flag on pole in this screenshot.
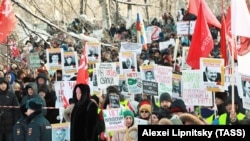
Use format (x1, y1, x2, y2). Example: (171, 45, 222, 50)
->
(220, 14, 227, 66)
(76, 42, 89, 84)
(188, 0, 221, 28)
(0, 0, 17, 43)
(186, 2, 214, 69)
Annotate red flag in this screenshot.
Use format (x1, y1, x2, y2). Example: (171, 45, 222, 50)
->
(0, 0, 17, 43)
(186, 2, 214, 69)
(76, 42, 89, 84)
(220, 15, 227, 66)
(188, 0, 221, 28)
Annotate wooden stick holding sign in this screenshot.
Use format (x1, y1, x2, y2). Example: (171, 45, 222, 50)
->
(173, 37, 180, 72)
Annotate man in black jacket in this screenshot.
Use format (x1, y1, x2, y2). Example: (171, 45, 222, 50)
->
(0, 77, 20, 141)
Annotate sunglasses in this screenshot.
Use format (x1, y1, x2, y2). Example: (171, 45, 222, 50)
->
(140, 110, 149, 113)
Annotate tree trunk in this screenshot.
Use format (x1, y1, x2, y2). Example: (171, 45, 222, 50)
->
(127, 0, 132, 28)
(99, 0, 111, 29)
(80, 0, 83, 14)
(84, 0, 88, 14)
(116, 0, 119, 25)
(160, 0, 163, 17)
(144, 0, 149, 24)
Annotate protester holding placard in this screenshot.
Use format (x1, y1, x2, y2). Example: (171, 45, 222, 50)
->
(112, 109, 135, 141)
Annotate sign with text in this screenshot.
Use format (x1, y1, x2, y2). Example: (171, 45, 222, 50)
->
(55, 81, 76, 108)
(176, 21, 196, 35)
(103, 108, 126, 132)
(146, 26, 161, 43)
(96, 63, 119, 88)
(27, 52, 41, 68)
(120, 42, 142, 54)
(154, 65, 172, 95)
(182, 70, 212, 106)
(126, 72, 142, 94)
(142, 80, 158, 96)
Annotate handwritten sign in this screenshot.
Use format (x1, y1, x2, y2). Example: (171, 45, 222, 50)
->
(55, 81, 76, 108)
(182, 70, 212, 106)
(103, 108, 126, 132)
(120, 42, 142, 54)
(96, 63, 119, 89)
(176, 21, 196, 35)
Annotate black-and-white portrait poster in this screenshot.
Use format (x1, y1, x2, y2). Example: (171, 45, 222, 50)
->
(109, 94, 120, 108)
(51, 123, 70, 141)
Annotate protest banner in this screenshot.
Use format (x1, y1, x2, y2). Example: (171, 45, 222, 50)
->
(134, 117, 148, 125)
(51, 122, 70, 141)
(146, 25, 161, 43)
(46, 48, 63, 71)
(172, 73, 182, 99)
(200, 58, 225, 92)
(240, 75, 250, 110)
(181, 47, 191, 70)
(182, 70, 213, 106)
(142, 80, 158, 96)
(62, 51, 78, 74)
(96, 62, 119, 89)
(120, 42, 142, 54)
(119, 52, 137, 74)
(27, 52, 41, 68)
(55, 81, 76, 108)
(140, 65, 155, 81)
(86, 42, 101, 64)
(103, 108, 126, 132)
(154, 65, 172, 95)
(176, 21, 196, 35)
(126, 72, 142, 94)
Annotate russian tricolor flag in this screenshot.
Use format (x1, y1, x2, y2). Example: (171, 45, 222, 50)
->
(136, 12, 147, 50)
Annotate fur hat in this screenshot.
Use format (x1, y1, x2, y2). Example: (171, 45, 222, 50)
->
(26, 98, 42, 111)
(138, 100, 151, 113)
(160, 93, 172, 103)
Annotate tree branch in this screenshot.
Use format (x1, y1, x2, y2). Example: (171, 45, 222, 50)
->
(114, 0, 152, 6)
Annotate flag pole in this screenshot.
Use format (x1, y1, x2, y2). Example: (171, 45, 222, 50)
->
(231, 36, 236, 112)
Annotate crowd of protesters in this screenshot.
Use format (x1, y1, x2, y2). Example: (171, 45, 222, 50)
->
(0, 7, 250, 141)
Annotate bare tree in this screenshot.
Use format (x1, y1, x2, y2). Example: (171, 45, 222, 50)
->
(98, 0, 111, 29)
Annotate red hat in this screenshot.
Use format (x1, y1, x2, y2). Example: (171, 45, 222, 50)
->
(138, 100, 151, 113)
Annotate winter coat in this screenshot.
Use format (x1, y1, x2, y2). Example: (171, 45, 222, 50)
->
(25, 112, 52, 141)
(0, 78, 20, 133)
(70, 83, 98, 141)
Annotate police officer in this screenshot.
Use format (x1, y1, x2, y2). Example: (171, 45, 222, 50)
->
(13, 104, 28, 141)
(25, 98, 52, 141)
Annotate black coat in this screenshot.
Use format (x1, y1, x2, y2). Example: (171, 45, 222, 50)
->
(0, 89, 20, 132)
(70, 100, 98, 141)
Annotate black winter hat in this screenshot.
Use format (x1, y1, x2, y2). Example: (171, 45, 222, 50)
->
(91, 95, 100, 105)
(0, 77, 8, 85)
(36, 73, 48, 81)
(26, 98, 42, 111)
(215, 91, 227, 101)
(160, 93, 172, 103)
(170, 99, 187, 113)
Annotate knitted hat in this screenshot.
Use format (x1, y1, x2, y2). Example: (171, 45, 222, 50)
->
(123, 109, 134, 118)
(170, 99, 187, 113)
(151, 111, 164, 120)
(138, 100, 151, 113)
(26, 98, 42, 111)
(160, 93, 172, 103)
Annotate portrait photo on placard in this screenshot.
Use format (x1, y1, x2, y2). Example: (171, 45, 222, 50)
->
(109, 94, 120, 108)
